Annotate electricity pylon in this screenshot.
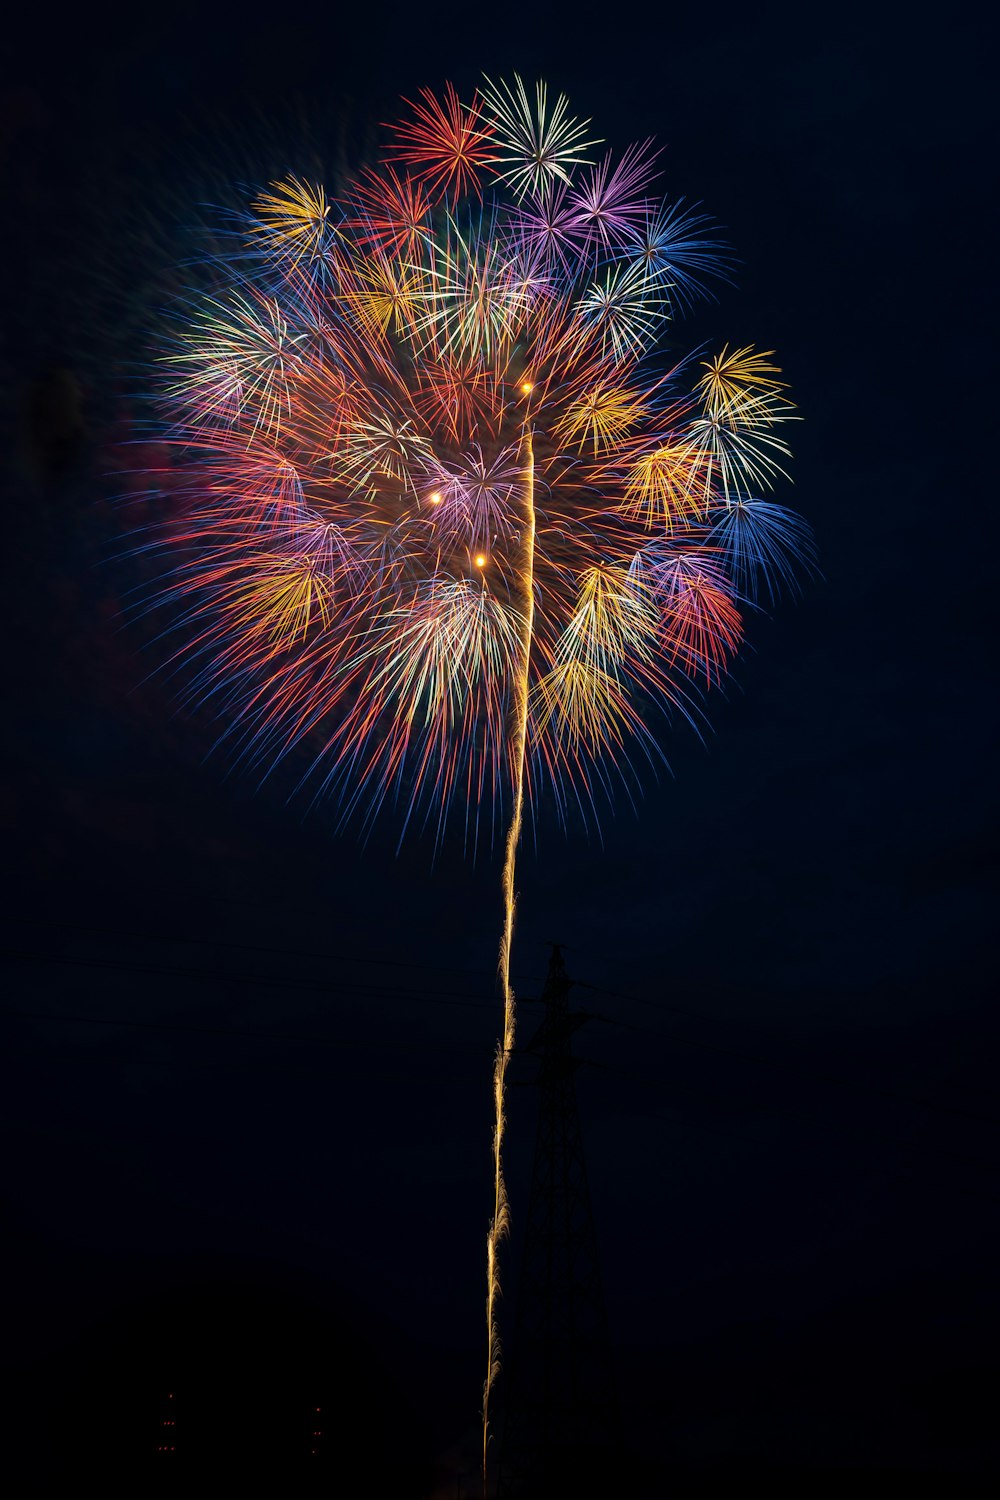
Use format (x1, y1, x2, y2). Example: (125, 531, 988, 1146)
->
(498, 945, 623, 1498)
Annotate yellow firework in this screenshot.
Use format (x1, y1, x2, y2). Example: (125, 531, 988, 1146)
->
(697, 343, 787, 418)
(250, 176, 335, 269)
(554, 382, 649, 453)
(238, 552, 335, 646)
(621, 441, 710, 531)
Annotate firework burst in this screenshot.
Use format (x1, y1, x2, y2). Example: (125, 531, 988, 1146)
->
(134, 75, 814, 1487)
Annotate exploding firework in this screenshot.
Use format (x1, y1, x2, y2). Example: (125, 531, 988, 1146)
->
(135, 75, 814, 1485)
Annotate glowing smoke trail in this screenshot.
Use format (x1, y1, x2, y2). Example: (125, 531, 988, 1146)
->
(484, 426, 535, 1482)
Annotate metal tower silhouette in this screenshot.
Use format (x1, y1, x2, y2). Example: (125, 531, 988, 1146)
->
(498, 945, 623, 1498)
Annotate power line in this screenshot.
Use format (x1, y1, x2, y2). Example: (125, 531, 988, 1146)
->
(579, 1043, 1000, 1181)
(1, 947, 505, 1010)
(6, 942, 998, 1131)
(7, 1015, 1000, 1204)
(1, 1005, 488, 1056)
(3, 1048, 466, 1081)
(580, 995, 1000, 1130)
(9, 916, 510, 983)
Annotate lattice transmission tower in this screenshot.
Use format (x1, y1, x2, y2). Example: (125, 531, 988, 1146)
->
(498, 945, 623, 1498)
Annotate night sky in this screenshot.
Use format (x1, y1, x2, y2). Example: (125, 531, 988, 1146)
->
(2, 3, 996, 1494)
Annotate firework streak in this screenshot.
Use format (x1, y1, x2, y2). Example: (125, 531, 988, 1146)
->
(140, 75, 814, 1484)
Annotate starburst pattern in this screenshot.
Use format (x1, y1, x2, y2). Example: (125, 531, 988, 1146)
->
(249, 177, 336, 273)
(481, 74, 599, 200)
(632, 198, 733, 311)
(386, 83, 494, 201)
(567, 140, 660, 252)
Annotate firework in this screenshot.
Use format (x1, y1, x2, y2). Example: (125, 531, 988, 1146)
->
(137, 74, 814, 1486)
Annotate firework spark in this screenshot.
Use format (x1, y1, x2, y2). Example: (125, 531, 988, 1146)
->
(136, 78, 813, 1488)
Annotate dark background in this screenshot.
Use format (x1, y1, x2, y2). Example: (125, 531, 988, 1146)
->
(2, 2, 996, 1493)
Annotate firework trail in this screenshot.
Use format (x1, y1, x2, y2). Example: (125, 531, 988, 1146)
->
(134, 75, 815, 1486)
(487, 423, 534, 1481)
